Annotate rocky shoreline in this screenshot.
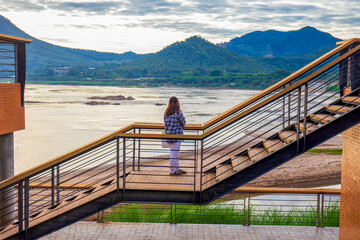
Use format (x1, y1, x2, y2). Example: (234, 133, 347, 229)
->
(85, 95, 135, 105)
(88, 95, 134, 101)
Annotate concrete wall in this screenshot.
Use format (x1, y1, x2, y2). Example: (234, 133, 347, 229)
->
(0, 83, 25, 135)
(340, 123, 360, 239)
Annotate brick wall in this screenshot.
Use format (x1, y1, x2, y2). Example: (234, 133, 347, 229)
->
(0, 83, 25, 135)
(340, 123, 360, 239)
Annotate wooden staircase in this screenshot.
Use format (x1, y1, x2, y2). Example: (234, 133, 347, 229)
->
(2, 91, 359, 239)
(202, 93, 360, 188)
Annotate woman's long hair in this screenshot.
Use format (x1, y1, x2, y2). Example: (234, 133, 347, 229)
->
(165, 96, 180, 116)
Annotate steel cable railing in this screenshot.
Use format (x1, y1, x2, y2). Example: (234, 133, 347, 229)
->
(0, 43, 15, 83)
(101, 189, 340, 227)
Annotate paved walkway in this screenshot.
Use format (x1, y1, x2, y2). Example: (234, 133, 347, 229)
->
(41, 222, 339, 240)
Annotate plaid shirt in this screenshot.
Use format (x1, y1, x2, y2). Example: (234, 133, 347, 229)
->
(164, 111, 186, 135)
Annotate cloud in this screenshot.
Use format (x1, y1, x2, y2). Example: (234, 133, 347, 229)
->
(41, 37, 77, 43)
(49, 1, 122, 14)
(122, 19, 240, 38)
(0, 0, 46, 11)
(337, 16, 360, 25)
(53, 24, 110, 29)
(48, 0, 360, 40)
(251, 3, 323, 14)
(42, 0, 184, 16)
(0, 0, 359, 53)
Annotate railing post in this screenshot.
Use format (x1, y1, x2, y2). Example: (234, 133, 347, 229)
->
(17, 180, 23, 240)
(133, 129, 136, 171)
(243, 193, 247, 226)
(296, 87, 301, 154)
(170, 204, 173, 224)
(303, 83, 308, 151)
(123, 138, 126, 201)
(174, 204, 177, 224)
(116, 137, 120, 197)
(321, 193, 324, 228)
(316, 193, 320, 227)
(247, 193, 251, 225)
(137, 129, 141, 171)
(97, 210, 104, 223)
(24, 178, 29, 240)
(287, 88, 291, 127)
(51, 167, 55, 206)
(193, 140, 197, 202)
(282, 94, 285, 129)
(199, 140, 204, 203)
(56, 165, 60, 205)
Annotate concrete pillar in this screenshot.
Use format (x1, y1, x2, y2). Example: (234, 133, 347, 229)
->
(0, 132, 14, 181)
(0, 132, 15, 227)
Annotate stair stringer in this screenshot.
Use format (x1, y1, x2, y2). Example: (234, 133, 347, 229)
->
(201, 106, 360, 204)
(15, 189, 198, 240)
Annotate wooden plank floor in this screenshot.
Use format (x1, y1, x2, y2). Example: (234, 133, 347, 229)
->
(125, 170, 195, 191)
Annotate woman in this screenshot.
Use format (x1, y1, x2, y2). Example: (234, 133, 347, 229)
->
(164, 96, 187, 175)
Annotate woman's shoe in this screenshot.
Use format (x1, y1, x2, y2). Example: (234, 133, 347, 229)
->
(170, 171, 180, 175)
(179, 170, 187, 174)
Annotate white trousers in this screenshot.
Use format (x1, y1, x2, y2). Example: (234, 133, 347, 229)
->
(169, 141, 181, 173)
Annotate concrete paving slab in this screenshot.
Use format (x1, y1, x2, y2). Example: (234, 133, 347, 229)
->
(41, 222, 339, 240)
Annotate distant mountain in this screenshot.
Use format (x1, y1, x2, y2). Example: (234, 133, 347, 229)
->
(119, 36, 271, 74)
(0, 15, 143, 69)
(0, 14, 343, 81)
(219, 26, 342, 57)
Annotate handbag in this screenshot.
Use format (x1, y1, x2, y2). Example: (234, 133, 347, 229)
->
(161, 131, 170, 148)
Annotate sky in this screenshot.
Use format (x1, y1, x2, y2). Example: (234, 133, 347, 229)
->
(0, 0, 359, 54)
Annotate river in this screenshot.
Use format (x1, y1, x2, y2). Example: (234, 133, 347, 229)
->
(14, 84, 260, 174)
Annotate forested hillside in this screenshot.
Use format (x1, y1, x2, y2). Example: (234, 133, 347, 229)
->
(0, 15, 143, 69)
(0, 15, 342, 89)
(219, 26, 341, 57)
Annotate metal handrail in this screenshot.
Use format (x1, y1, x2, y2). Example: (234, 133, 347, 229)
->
(0, 33, 32, 43)
(19, 184, 341, 195)
(1, 39, 359, 190)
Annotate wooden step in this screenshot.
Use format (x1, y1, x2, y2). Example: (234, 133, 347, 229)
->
(231, 155, 250, 171)
(32, 204, 60, 220)
(0, 224, 17, 239)
(278, 131, 298, 144)
(342, 96, 360, 105)
(200, 172, 216, 190)
(248, 147, 268, 162)
(126, 171, 194, 191)
(216, 163, 234, 182)
(263, 139, 285, 153)
(309, 114, 336, 124)
(295, 122, 319, 133)
(326, 105, 354, 114)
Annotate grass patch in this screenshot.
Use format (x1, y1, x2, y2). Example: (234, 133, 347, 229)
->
(251, 202, 339, 227)
(305, 149, 342, 155)
(104, 201, 340, 227)
(105, 203, 171, 223)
